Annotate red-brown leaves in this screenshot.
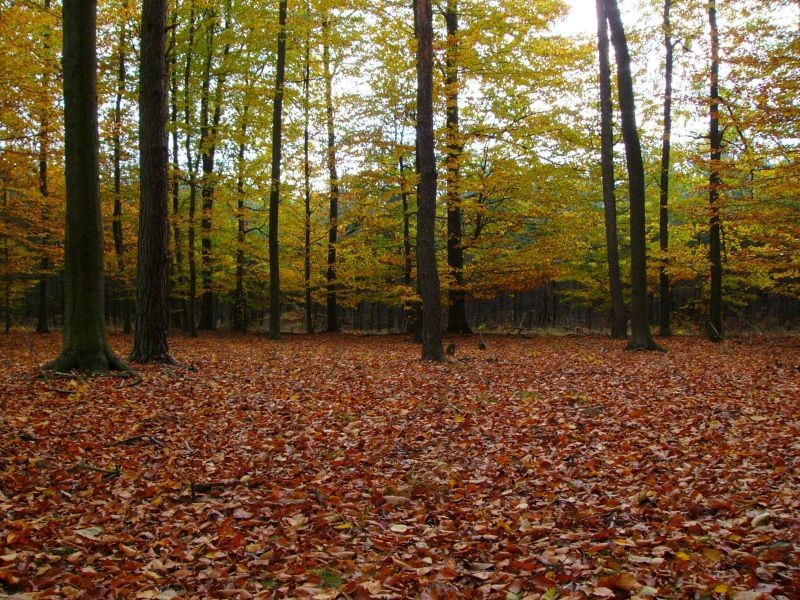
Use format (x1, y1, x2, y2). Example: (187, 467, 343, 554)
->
(1, 332, 798, 597)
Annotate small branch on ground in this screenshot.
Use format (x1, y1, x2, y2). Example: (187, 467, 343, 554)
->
(70, 461, 121, 479)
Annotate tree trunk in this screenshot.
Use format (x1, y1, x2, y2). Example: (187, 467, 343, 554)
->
(596, 0, 627, 340)
(233, 104, 249, 332)
(708, 0, 724, 341)
(444, 0, 470, 334)
(268, 0, 287, 340)
(48, 0, 126, 373)
(169, 3, 188, 331)
(604, 0, 659, 351)
(303, 20, 313, 334)
(132, 0, 172, 363)
(323, 15, 340, 333)
(198, 9, 216, 330)
(415, 0, 444, 361)
(112, 4, 132, 334)
(35, 0, 54, 334)
(658, 0, 674, 337)
(184, 1, 198, 337)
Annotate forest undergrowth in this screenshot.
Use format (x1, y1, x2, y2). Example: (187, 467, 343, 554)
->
(1, 332, 798, 599)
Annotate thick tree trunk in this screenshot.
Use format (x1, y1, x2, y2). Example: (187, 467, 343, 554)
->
(132, 0, 172, 363)
(48, 0, 126, 373)
(415, 0, 444, 361)
(268, 0, 288, 340)
(658, 0, 674, 337)
(708, 0, 724, 341)
(604, 0, 659, 351)
(323, 16, 340, 333)
(596, 0, 627, 340)
(444, 0, 470, 334)
(112, 7, 132, 334)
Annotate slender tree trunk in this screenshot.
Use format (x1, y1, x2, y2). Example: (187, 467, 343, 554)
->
(658, 0, 674, 337)
(399, 154, 420, 335)
(2, 182, 9, 333)
(708, 0, 724, 340)
(233, 105, 249, 332)
(604, 0, 659, 351)
(444, 0, 470, 334)
(169, 4, 188, 331)
(198, 9, 217, 330)
(112, 5, 132, 334)
(303, 21, 313, 334)
(36, 0, 53, 334)
(415, 0, 444, 361)
(268, 0, 288, 340)
(323, 16, 340, 333)
(184, 1, 197, 337)
(596, 0, 626, 340)
(132, 0, 172, 363)
(48, 0, 126, 373)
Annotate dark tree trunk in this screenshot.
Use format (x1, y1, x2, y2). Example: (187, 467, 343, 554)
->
(36, 0, 53, 334)
(2, 182, 10, 333)
(112, 5, 132, 334)
(708, 0, 724, 341)
(323, 16, 340, 333)
(596, 0, 627, 340)
(184, 1, 198, 337)
(132, 0, 172, 363)
(400, 154, 420, 336)
(268, 0, 287, 340)
(233, 105, 249, 332)
(658, 0, 674, 337)
(604, 0, 659, 351)
(48, 0, 126, 373)
(169, 5, 188, 331)
(444, 0, 470, 334)
(303, 21, 313, 334)
(415, 0, 444, 361)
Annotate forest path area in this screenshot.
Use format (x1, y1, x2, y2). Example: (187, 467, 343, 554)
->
(1, 333, 798, 598)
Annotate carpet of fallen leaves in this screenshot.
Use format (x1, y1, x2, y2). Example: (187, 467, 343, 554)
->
(1, 332, 799, 600)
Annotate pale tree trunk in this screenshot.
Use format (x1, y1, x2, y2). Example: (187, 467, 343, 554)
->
(323, 15, 340, 333)
(48, 0, 126, 373)
(268, 0, 288, 340)
(604, 0, 660, 351)
(596, 0, 626, 340)
(415, 0, 444, 361)
(132, 0, 172, 363)
(708, 0, 724, 340)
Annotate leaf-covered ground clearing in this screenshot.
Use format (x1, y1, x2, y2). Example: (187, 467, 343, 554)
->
(1, 332, 799, 599)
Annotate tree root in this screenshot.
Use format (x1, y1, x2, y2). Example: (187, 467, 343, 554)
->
(111, 433, 165, 448)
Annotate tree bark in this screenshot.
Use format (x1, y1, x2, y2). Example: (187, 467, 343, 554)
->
(596, 0, 627, 340)
(444, 0, 470, 334)
(233, 103, 249, 332)
(303, 19, 313, 334)
(36, 0, 53, 334)
(708, 0, 724, 341)
(323, 15, 340, 333)
(268, 0, 288, 340)
(112, 3, 132, 334)
(415, 0, 444, 361)
(132, 0, 172, 363)
(604, 0, 659, 351)
(658, 0, 674, 337)
(184, 0, 198, 337)
(48, 0, 126, 373)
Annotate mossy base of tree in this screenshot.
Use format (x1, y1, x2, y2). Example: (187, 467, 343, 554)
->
(45, 346, 130, 375)
(625, 338, 666, 352)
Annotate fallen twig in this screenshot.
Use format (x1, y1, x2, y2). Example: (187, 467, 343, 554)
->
(70, 461, 121, 479)
(111, 433, 165, 448)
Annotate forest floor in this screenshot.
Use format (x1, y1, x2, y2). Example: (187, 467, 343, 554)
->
(0, 332, 798, 599)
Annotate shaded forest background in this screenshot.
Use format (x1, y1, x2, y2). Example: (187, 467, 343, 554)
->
(1, 0, 799, 336)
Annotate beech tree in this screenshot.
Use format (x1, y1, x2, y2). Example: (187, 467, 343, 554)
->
(132, 0, 172, 363)
(47, 0, 126, 373)
(708, 0, 723, 341)
(603, 0, 659, 350)
(415, 0, 444, 361)
(595, 0, 627, 340)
